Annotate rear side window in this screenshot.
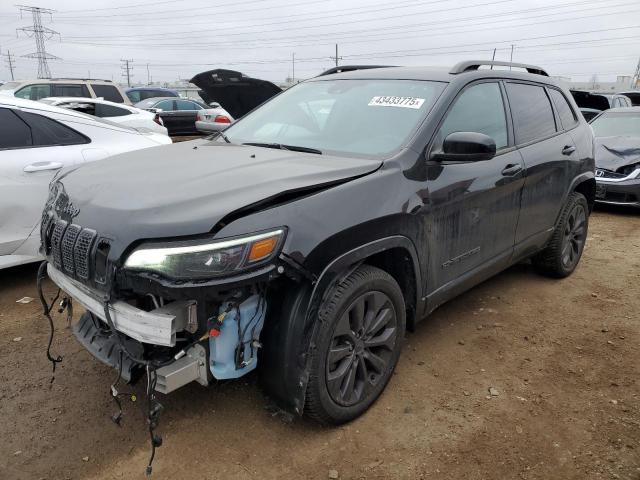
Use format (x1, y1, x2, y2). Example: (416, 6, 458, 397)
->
(548, 88, 578, 130)
(91, 84, 125, 103)
(176, 99, 201, 111)
(14, 84, 52, 101)
(506, 83, 556, 144)
(95, 103, 130, 117)
(438, 82, 508, 149)
(53, 84, 90, 98)
(0, 108, 32, 149)
(17, 111, 89, 146)
(156, 100, 175, 111)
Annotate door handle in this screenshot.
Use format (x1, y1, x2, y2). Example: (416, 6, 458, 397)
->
(501, 163, 523, 176)
(24, 161, 64, 173)
(562, 145, 576, 155)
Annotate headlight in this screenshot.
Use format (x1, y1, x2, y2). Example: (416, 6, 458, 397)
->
(123, 228, 285, 279)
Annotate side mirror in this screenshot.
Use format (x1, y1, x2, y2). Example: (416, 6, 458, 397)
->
(430, 132, 496, 162)
(209, 102, 221, 108)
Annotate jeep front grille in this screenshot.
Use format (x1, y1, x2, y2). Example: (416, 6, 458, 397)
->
(48, 219, 98, 282)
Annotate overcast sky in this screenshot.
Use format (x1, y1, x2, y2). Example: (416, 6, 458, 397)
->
(0, 0, 638, 85)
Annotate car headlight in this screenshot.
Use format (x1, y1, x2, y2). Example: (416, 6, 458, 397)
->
(123, 228, 286, 279)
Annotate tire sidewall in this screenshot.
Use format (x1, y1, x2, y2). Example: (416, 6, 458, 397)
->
(310, 268, 406, 424)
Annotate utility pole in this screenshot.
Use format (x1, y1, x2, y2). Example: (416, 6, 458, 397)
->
(16, 5, 60, 79)
(146, 63, 150, 85)
(509, 44, 514, 69)
(329, 44, 342, 67)
(3, 51, 16, 80)
(292, 53, 295, 83)
(121, 59, 133, 87)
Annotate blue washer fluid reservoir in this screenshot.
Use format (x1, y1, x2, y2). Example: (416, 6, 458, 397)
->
(209, 294, 266, 380)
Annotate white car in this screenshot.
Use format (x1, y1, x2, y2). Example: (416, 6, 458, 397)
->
(39, 97, 169, 136)
(0, 97, 172, 269)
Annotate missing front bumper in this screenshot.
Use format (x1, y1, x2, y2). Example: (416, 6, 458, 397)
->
(47, 264, 194, 346)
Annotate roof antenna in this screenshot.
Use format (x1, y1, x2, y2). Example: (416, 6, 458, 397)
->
(490, 48, 496, 70)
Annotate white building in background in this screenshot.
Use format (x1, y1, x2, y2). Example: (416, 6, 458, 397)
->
(552, 75, 637, 93)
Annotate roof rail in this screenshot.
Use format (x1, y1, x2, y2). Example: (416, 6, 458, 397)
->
(49, 78, 113, 82)
(450, 60, 549, 77)
(318, 65, 395, 76)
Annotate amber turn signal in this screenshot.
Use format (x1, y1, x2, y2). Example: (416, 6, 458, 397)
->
(248, 236, 278, 263)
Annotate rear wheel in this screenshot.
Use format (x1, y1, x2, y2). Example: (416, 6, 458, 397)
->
(305, 265, 405, 425)
(532, 192, 589, 278)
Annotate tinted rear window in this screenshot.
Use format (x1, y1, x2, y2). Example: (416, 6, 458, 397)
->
(95, 103, 130, 117)
(17, 111, 89, 146)
(548, 88, 578, 130)
(91, 84, 125, 103)
(506, 83, 557, 144)
(53, 84, 90, 98)
(0, 108, 32, 148)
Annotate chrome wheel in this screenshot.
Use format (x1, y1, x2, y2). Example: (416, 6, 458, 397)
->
(325, 290, 398, 407)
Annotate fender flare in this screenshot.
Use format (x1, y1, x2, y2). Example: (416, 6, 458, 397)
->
(259, 235, 421, 415)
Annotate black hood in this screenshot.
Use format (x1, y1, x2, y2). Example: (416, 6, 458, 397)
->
(595, 136, 640, 172)
(190, 69, 282, 119)
(52, 140, 381, 257)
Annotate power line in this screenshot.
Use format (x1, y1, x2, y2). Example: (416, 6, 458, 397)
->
(57, 3, 640, 52)
(16, 4, 60, 78)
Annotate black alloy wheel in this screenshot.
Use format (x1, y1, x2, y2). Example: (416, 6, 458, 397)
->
(326, 290, 398, 407)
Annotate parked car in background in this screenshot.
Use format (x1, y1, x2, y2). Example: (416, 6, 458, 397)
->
(39, 97, 168, 135)
(190, 69, 281, 119)
(0, 79, 130, 104)
(590, 107, 640, 208)
(571, 90, 632, 120)
(41, 61, 595, 433)
(126, 86, 179, 103)
(194, 101, 234, 133)
(581, 108, 602, 122)
(135, 96, 233, 135)
(0, 97, 172, 270)
(619, 91, 640, 106)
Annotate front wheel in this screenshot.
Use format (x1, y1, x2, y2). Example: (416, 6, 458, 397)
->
(304, 265, 405, 425)
(532, 192, 589, 278)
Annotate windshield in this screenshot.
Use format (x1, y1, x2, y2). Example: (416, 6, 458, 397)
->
(591, 112, 640, 137)
(221, 79, 445, 158)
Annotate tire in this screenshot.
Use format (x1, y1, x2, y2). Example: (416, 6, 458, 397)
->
(304, 265, 406, 425)
(532, 192, 589, 278)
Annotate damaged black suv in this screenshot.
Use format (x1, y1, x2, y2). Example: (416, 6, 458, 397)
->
(40, 61, 595, 427)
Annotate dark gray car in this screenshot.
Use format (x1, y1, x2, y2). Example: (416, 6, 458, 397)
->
(38, 60, 594, 472)
(591, 107, 640, 207)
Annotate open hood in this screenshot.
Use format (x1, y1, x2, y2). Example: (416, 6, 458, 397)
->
(190, 69, 282, 119)
(595, 136, 640, 172)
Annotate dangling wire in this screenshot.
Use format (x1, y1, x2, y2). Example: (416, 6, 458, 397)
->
(36, 261, 64, 384)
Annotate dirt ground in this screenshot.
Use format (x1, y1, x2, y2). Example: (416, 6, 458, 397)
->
(1, 207, 638, 480)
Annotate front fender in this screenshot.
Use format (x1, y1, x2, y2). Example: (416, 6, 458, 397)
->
(259, 236, 421, 415)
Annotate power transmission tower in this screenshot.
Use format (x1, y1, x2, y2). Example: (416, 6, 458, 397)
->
(3, 51, 16, 80)
(121, 59, 133, 87)
(329, 44, 342, 67)
(16, 5, 60, 79)
(632, 57, 640, 89)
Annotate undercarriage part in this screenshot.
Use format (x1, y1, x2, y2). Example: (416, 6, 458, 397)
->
(72, 312, 144, 382)
(155, 343, 209, 394)
(209, 293, 266, 379)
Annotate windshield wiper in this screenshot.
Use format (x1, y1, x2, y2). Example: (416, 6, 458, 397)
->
(215, 131, 231, 143)
(242, 142, 322, 155)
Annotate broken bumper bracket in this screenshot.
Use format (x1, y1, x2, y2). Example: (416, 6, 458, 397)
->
(72, 312, 143, 383)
